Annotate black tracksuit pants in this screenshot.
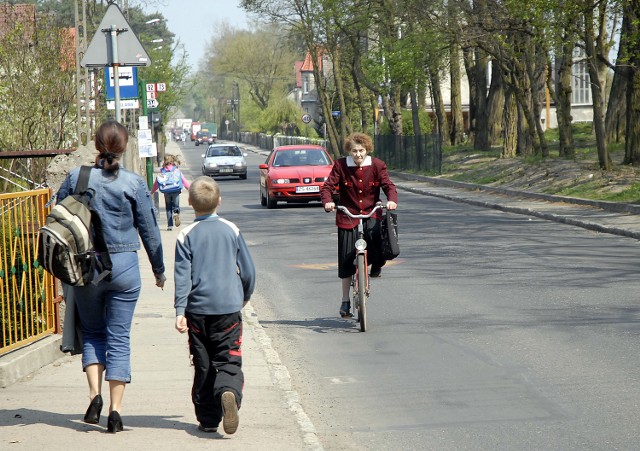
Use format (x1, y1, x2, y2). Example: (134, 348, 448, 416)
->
(186, 311, 243, 428)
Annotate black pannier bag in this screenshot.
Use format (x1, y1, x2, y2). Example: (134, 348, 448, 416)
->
(381, 209, 400, 260)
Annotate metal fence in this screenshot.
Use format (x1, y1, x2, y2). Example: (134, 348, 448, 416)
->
(223, 131, 442, 174)
(0, 188, 59, 355)
(374, 134, 442, 173)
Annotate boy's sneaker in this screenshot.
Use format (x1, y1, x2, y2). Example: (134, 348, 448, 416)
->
(198, 424, 218, 433)
(370, 266, 382, 278)
(340, 301, 353, 318)
(173, 213, 181, 227)
(221, 391, 239, 435)
(167, 227, 172, 231)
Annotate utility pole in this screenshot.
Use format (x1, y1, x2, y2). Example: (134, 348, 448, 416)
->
(235, 82, 240, 140)
(74, 0, 90, 145)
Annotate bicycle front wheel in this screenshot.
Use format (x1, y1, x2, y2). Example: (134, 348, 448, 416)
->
(356, 253, 367, 332)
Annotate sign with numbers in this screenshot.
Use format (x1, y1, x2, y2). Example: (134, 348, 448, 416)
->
(302, 113, 312, 124)
(156, 82, 167, 92)
(147, 99, 159, 108)
(147, 91, 157, 100)
(146, 83, 156, 92)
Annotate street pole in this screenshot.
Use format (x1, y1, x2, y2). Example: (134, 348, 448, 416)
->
(140, 78, 153, 190)
(235, 82, 240, 141)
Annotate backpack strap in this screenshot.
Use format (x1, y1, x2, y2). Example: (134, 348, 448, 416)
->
(75, 166, 92, 194)
(74, 165, 113, 284)
(91, 209, 113, 284)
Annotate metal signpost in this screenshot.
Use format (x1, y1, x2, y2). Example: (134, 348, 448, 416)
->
(81, 3, 151, 167)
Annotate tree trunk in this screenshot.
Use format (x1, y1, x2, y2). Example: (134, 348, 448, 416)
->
(473, 47, 490, 150)
(382, 85, 403, 135)
(429, 67, 448, 144)
(486, 60, 505, 145)
(450, 44, 465, 145)
(606, 12, 628, 146)
(584, 8, 611, 170)
(463, 46, 477, 142)
(410, 89, 422, 136)
(502, 87, 517, 158)
(552, 41, 575, 158)
(623, 2, 640, 166)
(351, 65, 368, 133)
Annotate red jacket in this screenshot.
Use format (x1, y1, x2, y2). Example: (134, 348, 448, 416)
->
(321, 156, 398, 229)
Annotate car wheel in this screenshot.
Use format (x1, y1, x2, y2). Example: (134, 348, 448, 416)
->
(267, 194, 277, 209)
(260, 189, 267, 207)
(240, 173, 247, 180)
(195, 142, 199, 146)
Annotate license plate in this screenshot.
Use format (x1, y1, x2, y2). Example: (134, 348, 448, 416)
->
(296, 185, 319, 193)
(220, 168, 233, 173)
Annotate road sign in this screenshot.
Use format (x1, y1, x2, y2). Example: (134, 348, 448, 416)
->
(107, 99, 139, 110)
(156, 83, 167, 92)
(331, 110, 341, 117)
(81, 3, 151, 67)
(147, 99, 159, 108)
(105, 67, 138, 100)
(147, 91, 157, 100)
(146, 83, 156, 92)
(302, 114, 312, 124)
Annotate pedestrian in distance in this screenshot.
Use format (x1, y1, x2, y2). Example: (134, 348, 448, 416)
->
(173, 176, 256, 435)
(56, 120, 166, 433)
(320, 132, 398, 318)
(151, 153, 190, 231)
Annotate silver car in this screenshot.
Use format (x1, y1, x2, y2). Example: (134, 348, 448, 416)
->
(201, 144, 248, 179)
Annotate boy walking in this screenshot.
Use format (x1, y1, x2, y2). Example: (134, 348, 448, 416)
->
(173, 176, 256, 435)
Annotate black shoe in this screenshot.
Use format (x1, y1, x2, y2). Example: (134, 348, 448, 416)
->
(198, 423, 218, 433)
(370, 266, 382, 278)
(221, 391, 239, 435)
(340, 301, 353, 318)
(83, 394, 103, 424)
(107, 411, 123, 433)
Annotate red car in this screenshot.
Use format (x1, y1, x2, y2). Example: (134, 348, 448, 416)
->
(259, 144, 336, 208)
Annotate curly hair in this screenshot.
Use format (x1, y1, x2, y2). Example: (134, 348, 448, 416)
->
(344, 132, 373, 154)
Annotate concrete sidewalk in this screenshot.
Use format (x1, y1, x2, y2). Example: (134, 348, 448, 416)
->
(0, 141, 320, 450)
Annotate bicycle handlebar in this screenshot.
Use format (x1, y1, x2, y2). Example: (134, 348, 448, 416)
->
(336, 204, 385, 220)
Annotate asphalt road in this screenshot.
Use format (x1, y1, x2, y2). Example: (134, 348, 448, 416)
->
(179, 140, 640, 450)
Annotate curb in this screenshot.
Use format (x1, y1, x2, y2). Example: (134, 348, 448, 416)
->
(0, 335, 67, 388)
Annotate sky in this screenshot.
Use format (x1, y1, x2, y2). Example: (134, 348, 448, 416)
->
(145, 0, 251, 70)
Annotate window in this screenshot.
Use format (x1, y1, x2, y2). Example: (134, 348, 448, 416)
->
(571, 48, 591, 106)
(303, 75, 310, 94)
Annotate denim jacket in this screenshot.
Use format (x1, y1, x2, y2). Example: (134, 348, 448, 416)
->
(56, 165, 165, 275)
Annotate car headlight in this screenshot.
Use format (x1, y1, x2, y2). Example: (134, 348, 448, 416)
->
(273, 178, 290, 184)
(208, 163, 217, 168)
(234, 161, 246, 168)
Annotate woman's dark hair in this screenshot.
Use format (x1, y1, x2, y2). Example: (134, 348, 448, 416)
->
(94, 120, 129, 171)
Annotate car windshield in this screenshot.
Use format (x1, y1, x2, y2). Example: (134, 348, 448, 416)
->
(207, 146, 241, 157)
(273, 149, 329, 167)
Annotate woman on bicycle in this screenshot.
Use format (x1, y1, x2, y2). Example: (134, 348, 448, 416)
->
(321, 132, 398, 318)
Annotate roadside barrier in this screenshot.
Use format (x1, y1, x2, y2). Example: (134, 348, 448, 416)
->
(0, 188, 59, 355)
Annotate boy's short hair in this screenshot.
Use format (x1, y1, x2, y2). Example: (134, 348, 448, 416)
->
(189, 176, 220, 212)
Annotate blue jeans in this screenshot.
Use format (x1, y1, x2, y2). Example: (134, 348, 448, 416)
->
(164, 191, 181, 227)
(73, 252, 141, 382)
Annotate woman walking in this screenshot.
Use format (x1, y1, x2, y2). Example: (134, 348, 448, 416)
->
(56, 120, 166, 432)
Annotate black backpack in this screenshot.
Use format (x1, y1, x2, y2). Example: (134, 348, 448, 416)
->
(38, 166, 112, 286)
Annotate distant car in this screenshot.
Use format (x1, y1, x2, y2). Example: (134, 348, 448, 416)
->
(259, 144, 336, 208)
(195, 131, 214, 146)
(202, 144, 248, 179)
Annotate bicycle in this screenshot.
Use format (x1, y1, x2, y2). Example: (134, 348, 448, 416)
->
(336, 203, 385, 332)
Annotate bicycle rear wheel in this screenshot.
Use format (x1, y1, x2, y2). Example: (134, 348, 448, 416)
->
(356, 253, 367, 332)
